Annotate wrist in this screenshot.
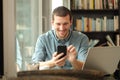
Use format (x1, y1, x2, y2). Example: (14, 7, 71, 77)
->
(38, 61, 55, 70)
(48, 60, 56, 68)
(69, 58, 77, 64)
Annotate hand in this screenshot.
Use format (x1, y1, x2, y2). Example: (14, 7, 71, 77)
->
(67, 45, 77, 62)
(50, 52, 67, 67)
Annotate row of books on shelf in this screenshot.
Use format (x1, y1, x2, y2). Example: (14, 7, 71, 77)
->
(75, 16, 119, 32)
(89, 34, 120, 47)
(71, 0, 118, 10)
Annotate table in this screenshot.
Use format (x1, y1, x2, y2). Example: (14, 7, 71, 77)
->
(16, 69, 105, 80)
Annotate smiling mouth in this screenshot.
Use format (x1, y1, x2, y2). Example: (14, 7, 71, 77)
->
(59, 30, 65, 34)
(59, 29, 66, 32)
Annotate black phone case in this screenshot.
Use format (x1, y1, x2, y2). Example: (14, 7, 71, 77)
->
(57, 45, 67, 58)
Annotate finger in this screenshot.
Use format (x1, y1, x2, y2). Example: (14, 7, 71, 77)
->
(55, 59, 65, 66)
(53, 52, 57, 57)
(67, 45, 73, 51)
(52, 52, 60, 61)
(56, 53, 64, 59)
(69, 46, 75, 52)
(55, 55, 66, 64)
(67, 45, 76, 52)
(56, 62, 65, 66)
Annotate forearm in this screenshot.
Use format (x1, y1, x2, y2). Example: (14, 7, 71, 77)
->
(70, 59, 84, 70)
(27, 61, 55, 70)
(39, 60, 55, 68)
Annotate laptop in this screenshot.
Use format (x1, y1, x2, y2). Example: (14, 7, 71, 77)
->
(83, 47, 120, 75)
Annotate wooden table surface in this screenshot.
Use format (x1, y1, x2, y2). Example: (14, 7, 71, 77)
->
(16, 69, 105, 80)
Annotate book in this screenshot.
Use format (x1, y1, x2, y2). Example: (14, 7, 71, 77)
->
(89, 39, 99, 47)
(96, 18, 101, 31)
(88, 18, 92, 32)
(84, 17, 88, 32)
(106, 35, 115, 46)
(83, 0, 88, 9)
(116, 34, 120, 46)
(95, 0, 100, 9)
(107, 41, 113, 46)
(81, 17, 85, 31)
(78, 0, 82, 9)
(107, 18, 114, 31)
(108, 0, 114, 9)
(76, 19, 82, 31)
(114, 16, 119, 31)
(114, 0, 118, 9)
(89, 0, 94, 9)
(92, 18, 96, 31)
(71, 0, 75, 10)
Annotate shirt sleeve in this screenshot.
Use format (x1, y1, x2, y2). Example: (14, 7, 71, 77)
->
(32, 35, 46, 63)
(77, 34, 89, 62)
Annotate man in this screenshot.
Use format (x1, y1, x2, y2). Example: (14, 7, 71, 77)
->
(32, 6, 89, 70)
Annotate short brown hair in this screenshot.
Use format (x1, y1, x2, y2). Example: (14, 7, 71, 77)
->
(52, 6, 72, 21)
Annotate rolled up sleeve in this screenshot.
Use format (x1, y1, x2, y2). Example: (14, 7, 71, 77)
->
(32, 36, 46, 63)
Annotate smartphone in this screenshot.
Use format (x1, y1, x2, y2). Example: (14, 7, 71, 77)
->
(57, 45, 67, 59)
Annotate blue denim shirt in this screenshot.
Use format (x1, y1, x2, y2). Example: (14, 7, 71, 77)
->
(32, 30, 89, 69)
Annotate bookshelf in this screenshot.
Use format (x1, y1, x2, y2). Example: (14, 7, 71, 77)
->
(70, 0, 120, 46)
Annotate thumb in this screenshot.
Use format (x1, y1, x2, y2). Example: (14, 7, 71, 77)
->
(53, 52, 57, 57)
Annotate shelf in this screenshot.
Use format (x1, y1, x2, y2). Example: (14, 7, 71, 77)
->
(82, 31, 118, 46)
(71, 9, 119, 17)
(83, 31, 119, 34)
(83, 31, 118, 39)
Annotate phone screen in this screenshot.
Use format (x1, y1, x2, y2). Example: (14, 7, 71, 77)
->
(57, 45, 67, 59)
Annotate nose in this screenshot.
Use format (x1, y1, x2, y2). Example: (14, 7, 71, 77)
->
(59, 24, 65, 30)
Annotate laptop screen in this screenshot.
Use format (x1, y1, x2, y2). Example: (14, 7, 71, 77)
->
(83, 47, 120, 75)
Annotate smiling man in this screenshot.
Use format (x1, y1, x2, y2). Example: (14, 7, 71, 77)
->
(32, 6, 89, 70)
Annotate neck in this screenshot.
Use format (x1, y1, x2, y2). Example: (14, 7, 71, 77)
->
(57, 31, 69, 40)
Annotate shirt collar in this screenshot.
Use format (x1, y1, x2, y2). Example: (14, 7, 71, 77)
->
(53, 30, 72, 44)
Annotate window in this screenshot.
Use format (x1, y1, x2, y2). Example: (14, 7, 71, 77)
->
(16, 0, 42, 71)
(52, 0, 63, 11)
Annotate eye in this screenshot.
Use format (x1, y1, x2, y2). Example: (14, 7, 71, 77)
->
(63, 23, 68, 26)
(56, 23, 60, 26)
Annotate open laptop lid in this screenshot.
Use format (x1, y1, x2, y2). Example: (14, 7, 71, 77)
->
(83, 47, 120, 75)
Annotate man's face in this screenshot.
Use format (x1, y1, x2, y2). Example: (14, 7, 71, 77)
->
(52, 14, 72, 39)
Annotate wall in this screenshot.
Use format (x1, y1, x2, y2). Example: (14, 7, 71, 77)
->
(3, 0, 16, 77)
(0, 0, 3, 77)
